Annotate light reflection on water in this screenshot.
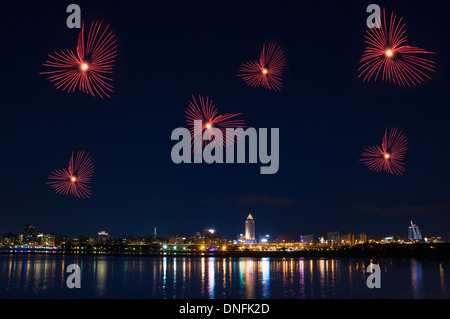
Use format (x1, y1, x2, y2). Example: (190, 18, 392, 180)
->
(1, 254, 449, 299)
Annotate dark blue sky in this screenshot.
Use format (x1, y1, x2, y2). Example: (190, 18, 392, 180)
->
(1, 1, 450, 240)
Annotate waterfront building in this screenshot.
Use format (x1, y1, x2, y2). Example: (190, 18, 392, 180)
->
(21, 225, 36, 244)
(408, 221, 422, 240)
(0, 233, 17, 245)
(245, 214, 256, 243)
(119, 235, 133, 244)
(326, 231, 340, 244)
(299, 234, 314, 244)
(37, 233, 56, 246)
(203, 228, 216, 238)
(98, 231, 110, 243)
(169, 235, 185, 244)
(259, 234, 271, 243)
(342, 233, 355, 244)
(357, 233, 367, 243)
(382, 236, 394, 243)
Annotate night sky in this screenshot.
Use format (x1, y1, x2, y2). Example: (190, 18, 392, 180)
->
(2, 1, 450, 240)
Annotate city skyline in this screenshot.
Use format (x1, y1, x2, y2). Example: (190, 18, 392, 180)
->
(1, 216, 437, 245)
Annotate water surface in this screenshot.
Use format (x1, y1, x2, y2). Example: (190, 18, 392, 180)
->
(1, 254, 448, 298)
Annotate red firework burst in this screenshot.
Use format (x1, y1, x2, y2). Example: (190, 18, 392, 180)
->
(360, 128, 407, 175)
(185, 95, 246, 153)
(358, 8, 435, 87)
(47, 151, 94, 198)
(40, 21, 118, 98)
(238, 43, 286, 91)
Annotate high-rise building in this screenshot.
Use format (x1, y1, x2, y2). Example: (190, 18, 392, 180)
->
(342, 233, 355, 244)
(408, 221, 422, 240)
(153, 227, 157, 238)
(357, 233, 367, 243)
(245, 214, 255, 243)
(21, 225, 36, 244)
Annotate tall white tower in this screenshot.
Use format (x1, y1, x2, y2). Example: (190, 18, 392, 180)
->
(408, 221, 422, 240)
(245, 214, 255, 243)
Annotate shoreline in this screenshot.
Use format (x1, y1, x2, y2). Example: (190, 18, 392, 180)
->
(2, 242, 450, 260)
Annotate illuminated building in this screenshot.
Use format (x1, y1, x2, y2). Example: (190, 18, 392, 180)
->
(357, 233, 367, 243)
(98, 231, 110, 243)
(37, 233, 56, 246)
(424, 236, 442, 243)
(1, 233, 17, 245)
(21, 225, 36, 244)
(169, 235, 185, 244)
(259, 234, 271, 243)
(299, 234, 314, 244)
(203, 227, 216, 238)
(325, 231, 340, 244)
(119, 235, 132, 244)
(342, 233, 355, 244)
(245, 214, 255, 243)
(58, 235, 67, 245)
(408, 221, 422, 240)
(382, 236, 394, 243)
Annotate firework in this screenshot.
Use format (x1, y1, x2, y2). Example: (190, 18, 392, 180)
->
(40, 21, 118, 98)
(358, 8, 435, 87)
(185, 95, 246, 153)
(238, 43, 286, 91)
(360, 128, 407, 175)
(47, 151, 94, 198)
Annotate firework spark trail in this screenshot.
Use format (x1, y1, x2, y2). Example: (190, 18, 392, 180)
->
(360, 128, 407, 175)
(238, 43, 286, 91)
(358, 8, 435, 87)
(40, 21, 118, 98)
(185, 95, 246, 153)
(47, 151, 94, 198)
